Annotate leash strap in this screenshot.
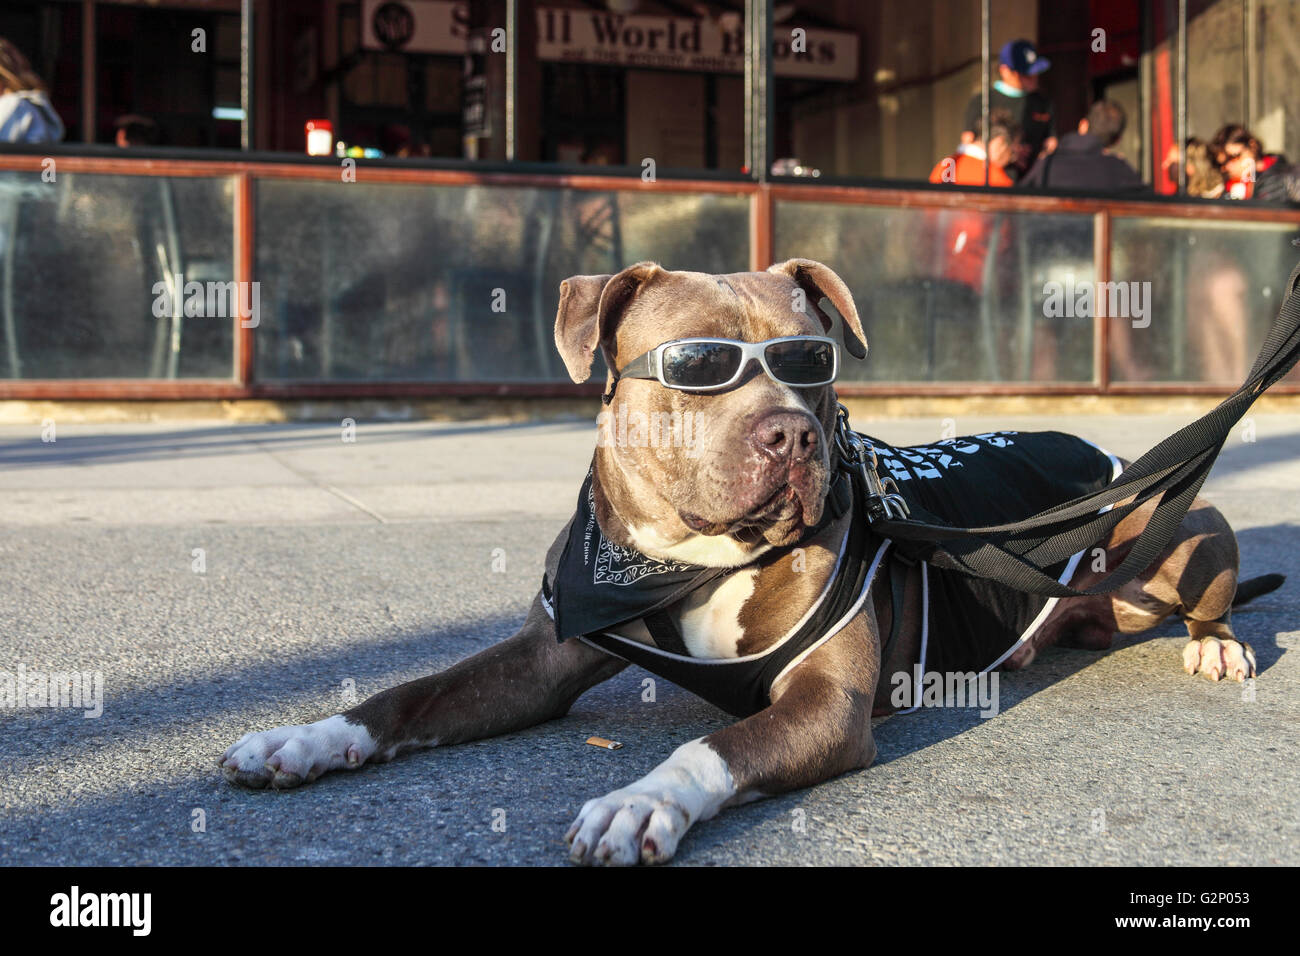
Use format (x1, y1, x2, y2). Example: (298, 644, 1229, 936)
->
(853, 258, 1300, 598)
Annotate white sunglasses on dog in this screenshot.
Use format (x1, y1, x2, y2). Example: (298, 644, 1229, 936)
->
(613, 335, 840, 392)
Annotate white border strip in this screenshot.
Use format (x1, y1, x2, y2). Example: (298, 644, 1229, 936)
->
(896, 561, 931, 715)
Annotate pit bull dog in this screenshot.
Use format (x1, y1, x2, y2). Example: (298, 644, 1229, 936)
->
(221, 259, 1276, 865)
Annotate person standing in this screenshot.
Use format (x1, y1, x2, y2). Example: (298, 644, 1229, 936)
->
(962, 39, 1055, 181)
(928, 110, 1020, 298)
(0, 37, 64, 144)
(1019, 99, 1145, 192)
(0, 37, 64, 383)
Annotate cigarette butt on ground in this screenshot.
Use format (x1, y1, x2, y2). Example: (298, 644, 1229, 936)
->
(586, 736, 623, 750)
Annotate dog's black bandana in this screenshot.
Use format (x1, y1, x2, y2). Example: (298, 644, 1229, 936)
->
(541, 432, 1119, 718)
(542, 470, 723, 642)
(542, 466, 851, 643)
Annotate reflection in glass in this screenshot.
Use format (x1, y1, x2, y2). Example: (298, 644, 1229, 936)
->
(1109, 218, 1300, 384)
(0, 172, 235, 379)
(775, 200, 1096, 382)
(255, 182, 749, 382)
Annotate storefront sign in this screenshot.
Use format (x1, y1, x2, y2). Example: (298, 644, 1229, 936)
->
(362, 0, 470, 55)
(361, 1, 859, 82)
(537, 9, 858, 82)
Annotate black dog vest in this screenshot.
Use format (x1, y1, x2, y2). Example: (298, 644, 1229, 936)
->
(873, 432, 1121, 684)
(542, 431, 1121, 718)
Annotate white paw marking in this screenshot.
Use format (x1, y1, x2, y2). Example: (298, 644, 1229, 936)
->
(565, 739, 736, 866)
(1183, 636, 1256, 682)
(220, 715, 377, 789)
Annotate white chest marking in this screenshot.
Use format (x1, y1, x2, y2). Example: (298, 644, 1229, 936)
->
(676, 566, 759, 658)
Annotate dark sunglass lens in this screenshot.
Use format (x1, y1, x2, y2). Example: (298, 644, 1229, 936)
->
(661, 342, 743, 388)
(765, 340, 835, 385)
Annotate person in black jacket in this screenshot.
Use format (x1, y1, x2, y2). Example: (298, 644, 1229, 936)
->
(1020, 99, 1147, 193)
(1253, 159, 1300, 204)
(1251, 157, 1300, 204)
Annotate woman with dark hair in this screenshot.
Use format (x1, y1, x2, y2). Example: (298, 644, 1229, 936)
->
(0, 37, 64, 144)
(1211, 125, 1261, 199)
(1210, 123, 1300, 203)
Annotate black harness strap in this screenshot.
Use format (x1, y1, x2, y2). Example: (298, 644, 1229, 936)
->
(642, 610, 691, 656)
(751, 491, 876, 697)
(577, 488, 876, 718)
(861, 258, 1300, 598)
(579, 468, 856, 657)
(882, 551, 913, 664)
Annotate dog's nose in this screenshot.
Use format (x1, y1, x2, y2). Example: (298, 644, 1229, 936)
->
(751, 411, 819, 463)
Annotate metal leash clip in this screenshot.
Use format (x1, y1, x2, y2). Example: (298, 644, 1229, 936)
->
(834, 404, 911, 524)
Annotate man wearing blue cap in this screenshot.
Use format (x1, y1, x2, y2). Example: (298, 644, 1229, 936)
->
(961, 39, 1057, 181)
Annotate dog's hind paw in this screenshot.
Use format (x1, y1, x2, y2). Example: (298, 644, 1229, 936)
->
(1182, 636, 1256, 682)
(220, 715, 377, 789)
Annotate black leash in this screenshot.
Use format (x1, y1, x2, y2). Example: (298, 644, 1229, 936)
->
(844, 258, 1300, 598)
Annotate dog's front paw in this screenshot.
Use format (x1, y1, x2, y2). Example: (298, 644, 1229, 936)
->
(1183, 636, 1256, 682)
(564, 739, 735, 866)
(221, 715, 377, 789)
(565, 788, 693, 866)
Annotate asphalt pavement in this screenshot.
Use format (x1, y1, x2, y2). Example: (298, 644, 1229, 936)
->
(0, 413, 1296, 865)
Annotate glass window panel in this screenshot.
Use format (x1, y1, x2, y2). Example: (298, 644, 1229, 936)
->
(774, 0, 1153, 189)
(0, 172, 235, 380)
(254, 181, 749, 382)
(215, 12, 243, 60)
(215, 66, 241, 109)
(774, 199, 1096, 382)
(1108, 217, 1300, 384)
(1252, 0, 1300, 165)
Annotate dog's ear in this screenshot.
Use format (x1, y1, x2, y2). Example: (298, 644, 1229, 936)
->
(768, 258, 868, 359)
(554, 262, 662, 383)
(554, 274, 611, 383)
